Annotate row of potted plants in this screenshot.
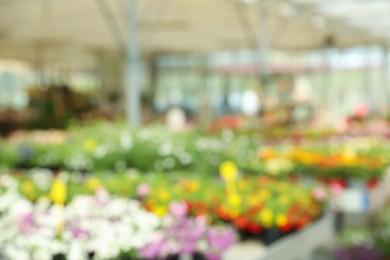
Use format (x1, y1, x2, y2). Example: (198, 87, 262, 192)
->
(1, 123, 389, 181)
(0, 123, 261, 175)
(243, 137, 390, 180)
(0, 173, 237, 260)
(2, 167, 327, 245)
(335, 204, 390, 260)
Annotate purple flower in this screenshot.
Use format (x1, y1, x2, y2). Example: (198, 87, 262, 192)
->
(71, 227, 89, 238)
(335, 244, 382, 260)
(141, 212, 237, 260)
(207, 227, 237, 253)
(205, 251, 221, 260)
(17, 213, 34, 234)
(139, 234, 165, 259)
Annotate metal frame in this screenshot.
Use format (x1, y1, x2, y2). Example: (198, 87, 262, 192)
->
(125, 0, 141, 126)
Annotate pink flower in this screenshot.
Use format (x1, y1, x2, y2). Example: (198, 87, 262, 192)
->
(137, 183, 151, 198)
(329, 183, 344, 197)
(169, 202, 188, 218)
(95, 188, 109, 205)
(17, 213, 34, 234)
(71, 227, 89, 239)
(313, 187, 327, 201)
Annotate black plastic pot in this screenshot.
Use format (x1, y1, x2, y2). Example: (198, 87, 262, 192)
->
(165, 253, 205, 260)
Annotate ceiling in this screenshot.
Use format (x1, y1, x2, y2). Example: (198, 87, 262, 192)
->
(0, 0, 385, 65)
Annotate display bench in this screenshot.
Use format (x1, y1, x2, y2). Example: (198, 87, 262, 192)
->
(223, 213, 335, 260)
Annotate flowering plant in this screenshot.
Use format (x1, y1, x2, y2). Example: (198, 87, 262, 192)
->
(215, 177, 326, 239)
(0, 123, 261, 175)
(254, 138, 389, 180)
(140, 202, 237, 260)
(0, 183, 161, 260)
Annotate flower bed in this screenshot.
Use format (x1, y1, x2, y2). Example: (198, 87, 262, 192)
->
(244, 137, 390, 181)
(334, 202, 390, 260)
(0, 123, 261, 175)
(0, 174, 237, 260)
(1, 169, 327, 248)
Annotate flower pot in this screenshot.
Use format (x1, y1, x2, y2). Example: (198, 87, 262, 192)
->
(166, 253, 205, 260)
(262, 227, 285, 245)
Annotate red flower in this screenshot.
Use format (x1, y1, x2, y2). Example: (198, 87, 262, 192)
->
(247, 222, 262, 234)
(367, 178, 379, 190)
(295, 218, 308, 230)
(279, 221, 293, 233)
(328, 179, 347, 188)
(216, 207, 231, 221)
(234, 216, 249, 229)
(185, 201, 192, 211)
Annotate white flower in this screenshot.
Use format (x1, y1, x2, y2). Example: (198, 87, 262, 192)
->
(0, 188, 161, 260)
(120, 131, 133, 150)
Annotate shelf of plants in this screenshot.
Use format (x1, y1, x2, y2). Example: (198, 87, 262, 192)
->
(0, 123, 389, 259)
(1, 123, 389, 181)
(0, 169, 328, 260)
(331, 203, 390, 260)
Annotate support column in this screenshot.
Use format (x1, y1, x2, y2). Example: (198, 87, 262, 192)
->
(257, 1, 269, 88)
(324, 48, 333, 113)
(143, 53, 159, 123)
(381, 45, 389, 114)
(363, 46, 372, 113)
(199, 55, 212, 125)
(125, 0, 142, 126)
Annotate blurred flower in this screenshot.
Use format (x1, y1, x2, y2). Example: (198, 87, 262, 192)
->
(220, 161, 238, 182)
(140, 210, 236, 260)
(50, 179, 67, 205)
(137, 183, 151, 198)
(84, 138, 97, 152)
(85, 178, 102, 191)
(21, 180, 35, 198)
(170, 201, 188, 218)
(275, 214, 287, 228)
(313, 187, 327, 201)
(260, 209, 273, 228)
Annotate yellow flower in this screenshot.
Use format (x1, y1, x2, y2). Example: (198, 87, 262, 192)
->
(157, 190, 170, 201)
(84, 138, 97, 152)
(186, 181, 200, 192)
(229, 208, 240, 218)
(220, 161, 238, 182)
(154, 206, 167, 216)
(21, 180, 35, 196)
(276, 214, 288, 227)
(50, 179, 67, 205)
(85, 178, 102, 191)
(227, 194, 241, 207)
(260, 208, 273, 228)
(259, 147, 276, 160)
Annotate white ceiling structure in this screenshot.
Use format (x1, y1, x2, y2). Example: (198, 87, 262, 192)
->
(0, 0, 386, 65)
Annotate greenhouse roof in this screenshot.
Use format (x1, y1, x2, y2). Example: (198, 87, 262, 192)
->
(0, 0, 386, 64)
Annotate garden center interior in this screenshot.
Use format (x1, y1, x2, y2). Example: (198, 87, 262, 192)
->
(1, 0, 390, 259)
